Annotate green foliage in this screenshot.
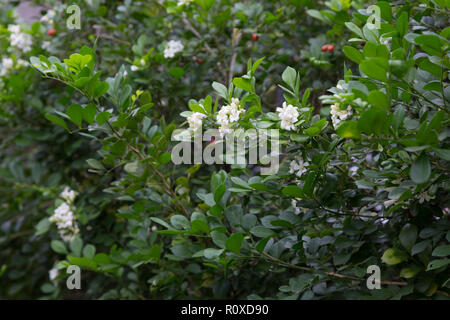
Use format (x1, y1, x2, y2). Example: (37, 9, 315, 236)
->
(0, 0, 448, 300)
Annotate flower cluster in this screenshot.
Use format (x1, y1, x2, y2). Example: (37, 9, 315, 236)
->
(289, 158, 309, 177)
(0, 57, 13, 76)
(178, 0, 194, 6)
(40, 9, 56, 24)
(216, 98, 245, 136)
(8, 25, 32, 53)
(276, 102, 299, 131)
(330, 101, 353, 128)
(49, 186, 79, 242)
(187, 111, 207, 131)
(164, 40, 184, 59)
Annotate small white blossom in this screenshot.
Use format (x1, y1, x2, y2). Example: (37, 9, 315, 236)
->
(349, 166, 359, 176)
(276, 102, 299, 131)
(330, 101, 353, 128)
(131, 65, 138, 71)
(289, 158, 309, 177)
(0, 57, 14, 76)
(417, 192, 435, 204)
(40, 10, 56, 24)
(49, 268, 58, 281)
(60, 186, 77, 204)
(216, 98, 245, 136)
(42, 41, 52, 51)
(178, 0, 194, 6)
(187, 112, 207, 131)
(8, 25, 33, 52)
(164, 40, 184, 59)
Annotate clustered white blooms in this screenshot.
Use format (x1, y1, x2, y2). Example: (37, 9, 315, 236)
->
(291, 199, 301, 215)
(178, 0, 194, 6)
(187, 112, 207, 131)
(8, 25, 33, 52)
(417, 191, 435, 204)
(276, 102, 299, 131)
(49, 267, 59, 281)
(42, 41, 52, 51)
(40, 9, 56, 24)
(0, 57, 13, 76)
(216, 98, 245, 136)
(49, 186, 79, 242)
(289, 158, 309, 177)
(163, 40, 184, 59)
(330, 99, 353, 128)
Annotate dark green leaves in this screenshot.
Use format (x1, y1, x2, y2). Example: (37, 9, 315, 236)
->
(226, 233, 244, 254)
(399, 224, 418, 252)
(410, 153, 431, 184)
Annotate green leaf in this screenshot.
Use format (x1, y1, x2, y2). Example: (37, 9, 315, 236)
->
(345, 22, 364, 38)
(336, 120, 361, 139)
(66, 104, 83, 127)
(343, 46, 363, 64)
(203, 248, 224, 260)
(415, 35, 443, 57)
(93, 81, 109, 99)
(432, 245, 450, 257)
(45, 114, 69, 132)
(82, 244, 96, 259)
(212, 82, 228, 100)
(412, 240, 431, 256)
(358, 106, 388, 135)
(214, 184, 226, 203)
(399, 224, 418, 252)
(169, 67, 185, 79)
(282, 185, 304, 198)
(211, 231, 227, 249)
(282, 66, 298, 91)
(434, 148, 450, 161)
(170, 215, 191, 230)
(367, 90, 389, 110)
(400, 265, 421, 279)
(70, 237, 83, 257)
(396, 12, 408, 37)
(381, 248, 408, 265)
(410, 152, 431, 184)
(233, 77, 253, 93)
(51, 240, 68, 254)
(360, 58, 388, 82)
(86, 158, 104, 170)
(226, 233, 244, 255)
(250, 226, 276, 238)
(82, 103, 97, 124)
(426, 259, 450, 271)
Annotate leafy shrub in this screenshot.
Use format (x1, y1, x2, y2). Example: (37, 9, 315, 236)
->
(0, 0, 448, 299)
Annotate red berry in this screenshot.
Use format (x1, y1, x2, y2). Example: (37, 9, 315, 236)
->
(196, 58, 204, 65)
(327, 45, 334, 52)
(321, 45, 328, 52)
(48, 29, 56, 36)
(252, 33, 259, 42)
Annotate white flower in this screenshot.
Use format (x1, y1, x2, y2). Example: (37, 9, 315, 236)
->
(8, 25, 33, 52)
(187, 112, 207, 131)
(164, 40, 184, 59)
(289, 158, 309, 177)
(330, 101, 353, 128)
(40, 10, 56, 24)
(1, 57, 14, 76)
(49, 200, 79, 241)
(276, 102, 299, 131)
(151, 226, 158, 232)
(178, 0, 193, 6)
(417, 192, 435, 204)
(49, 268, 58, 281)
(216, 98, 245, 136)
(349, 166, 359, 176)
(60, 186, 77, 203)
(291, 199, 301, 215)
(42, 41, 52, 51)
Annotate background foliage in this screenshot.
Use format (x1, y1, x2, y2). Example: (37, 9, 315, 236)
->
(0, 0, 449, 299)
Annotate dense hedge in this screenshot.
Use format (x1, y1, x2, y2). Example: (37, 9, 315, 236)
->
(0, 0, 449, 299)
